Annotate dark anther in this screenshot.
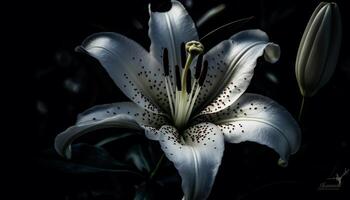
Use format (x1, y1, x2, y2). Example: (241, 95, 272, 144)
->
(175, 65, 182, 91)
(199, 60, 208, 86)
(181, 42, 187, 68)
(150, 0, 172, 12)
(195, 55, 203, 79)
(163, 48, 169, 76)
(186, 69, 192, 94)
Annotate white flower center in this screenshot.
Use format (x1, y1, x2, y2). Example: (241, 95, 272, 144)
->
(163, 41, 207, 129)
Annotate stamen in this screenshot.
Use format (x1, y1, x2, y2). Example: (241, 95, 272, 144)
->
(195, 55, 203, 79)
(175, 65, 182, 91)
(165, 77, 175, 117)
(163, 47, 175, 117)
(180, 42, 187, 69)
(199, 60, 208, 86)
(163, 48, 169, 76)
(186, 69, 192, 94)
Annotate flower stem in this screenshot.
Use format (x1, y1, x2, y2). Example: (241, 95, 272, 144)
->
(298, 96, 305, 122)
(149, 153, 165, 179)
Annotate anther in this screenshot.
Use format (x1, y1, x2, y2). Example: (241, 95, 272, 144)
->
(195, 55, 203, 79)
(199, 60, 208, 86)
(186, 69, 192, 94)
(175, 65, 182, 91)
(163, 48, 169, 76)
(181, 42, 186, 69)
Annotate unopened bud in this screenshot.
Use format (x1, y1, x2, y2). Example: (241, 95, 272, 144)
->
(295, 2, 342, 97)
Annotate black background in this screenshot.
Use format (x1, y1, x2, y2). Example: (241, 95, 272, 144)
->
(10, 0, 350, 199)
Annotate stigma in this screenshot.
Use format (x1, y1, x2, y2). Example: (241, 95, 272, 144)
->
(162, 41, 208, 129)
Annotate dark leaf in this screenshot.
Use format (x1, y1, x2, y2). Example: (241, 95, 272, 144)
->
(126, 144, 156, 174)
(41, 143, 142, 177)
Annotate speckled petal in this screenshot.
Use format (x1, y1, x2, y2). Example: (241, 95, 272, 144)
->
(196, 93, 300, 164)
(81, 32, 169, 113)
(194, 30, 280, 115)
(145, 122, 224, 200)
(149, 0, 199, 91)
(55, 102, 168, 159)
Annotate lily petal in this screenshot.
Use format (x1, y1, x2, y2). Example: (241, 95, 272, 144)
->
(195, 30, 280, 115)
(197, 93, 300, 164)
(55, 102, 168, 159)
(145, 123, 224, 200)
(149, 0, 199, 87)
(81, 32, 169, 113)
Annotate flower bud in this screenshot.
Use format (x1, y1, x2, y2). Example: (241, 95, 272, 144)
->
(295, 2, 342, 97)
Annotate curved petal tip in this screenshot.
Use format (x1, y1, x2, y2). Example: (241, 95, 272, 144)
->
(264, 43, 280, 63)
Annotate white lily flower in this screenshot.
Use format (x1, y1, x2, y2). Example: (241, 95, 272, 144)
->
(55, 1, 301, 199)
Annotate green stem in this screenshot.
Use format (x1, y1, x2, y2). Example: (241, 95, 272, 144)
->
(149, 154, 165, 179)
(298, 96, 305, 122)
